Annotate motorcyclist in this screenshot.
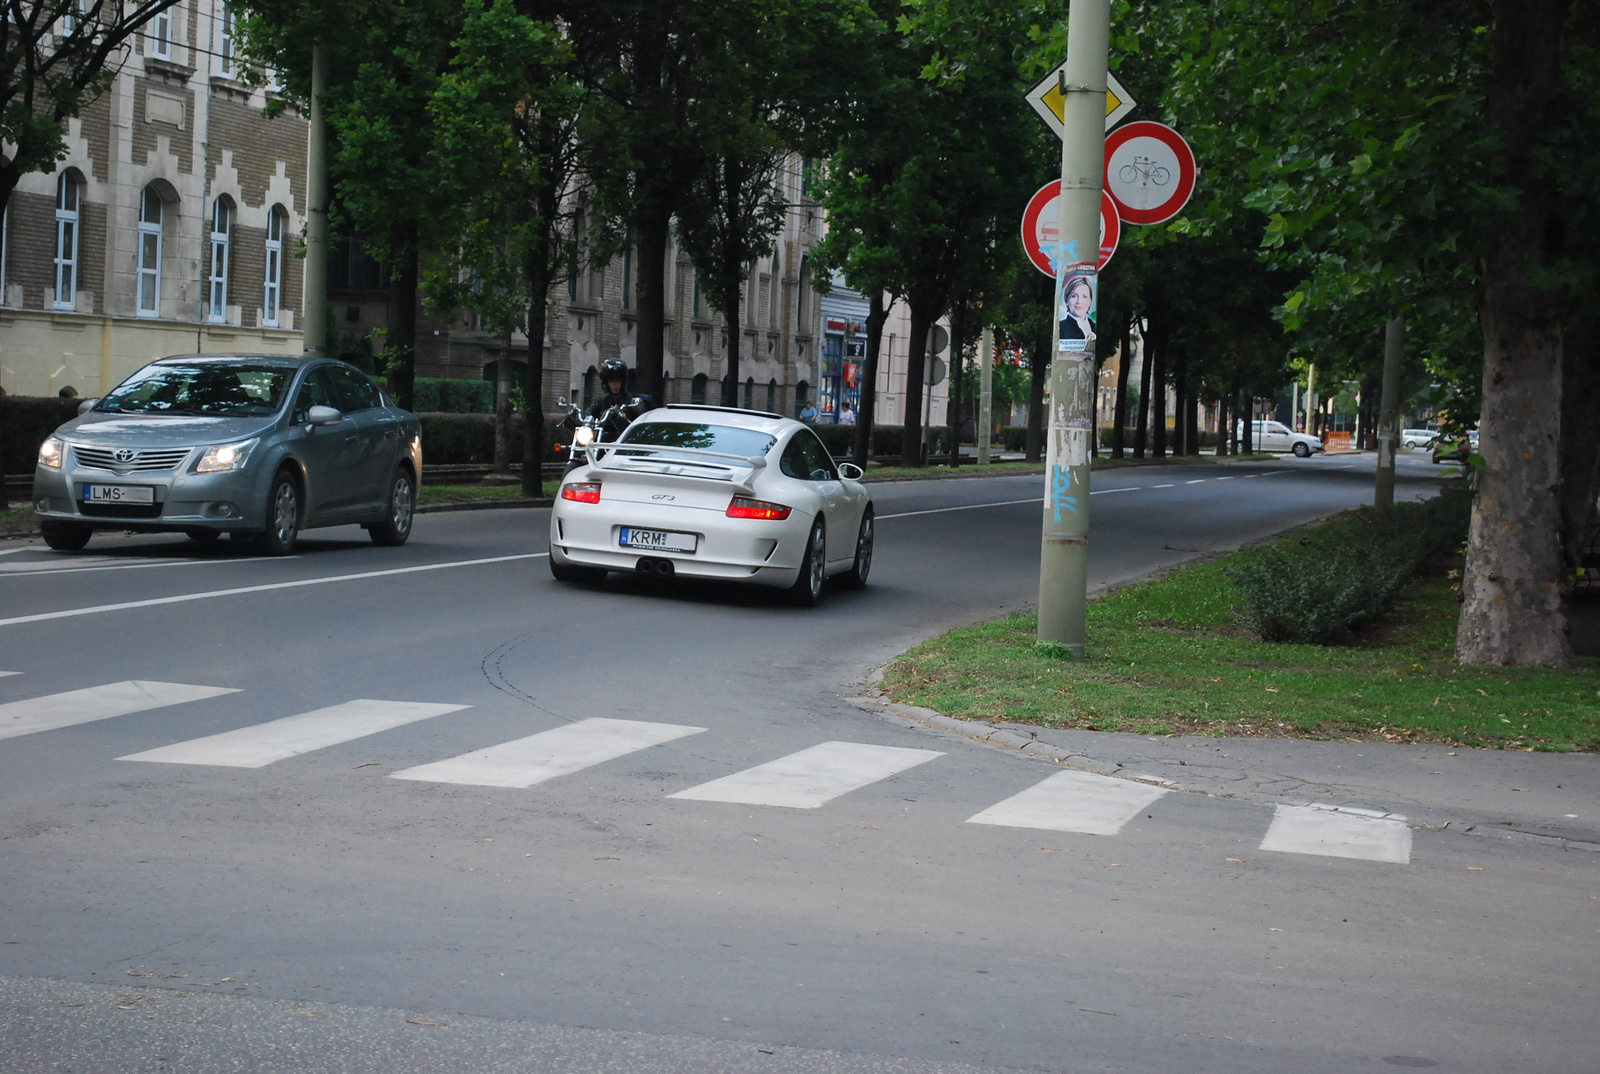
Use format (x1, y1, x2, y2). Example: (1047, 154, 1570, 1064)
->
(586, 359, 649, 440)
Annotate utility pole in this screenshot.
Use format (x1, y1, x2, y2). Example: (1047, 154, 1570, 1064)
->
(1037, 0, 1110, 654)
(978, 326, 994, 466)
(1374, 316, 1403, 508)
(302, 42, 330, 357)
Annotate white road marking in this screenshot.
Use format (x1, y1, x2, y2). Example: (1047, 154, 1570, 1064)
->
(967, 769, 1169, 835)
(119, 699, 468, 768)
(879, 498, 1039, 520)
(669, 741, 943, 809)
(0, 556, 297, 578)
(1090, 487, 1141, 495)
(0, 553, 547, 630)
(1152, 483, 1175, 488)
(0, 546, 36, 557)
(1216, 476, 1235, 480)
(0, 681, 239, 742)
(391, 717, 705, 789)
(0, 672, 19, 678)
(1186, 479, 1206, 484)
(1259, 804, 1413, 864)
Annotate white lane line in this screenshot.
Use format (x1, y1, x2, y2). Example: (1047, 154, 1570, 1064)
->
(391, 718, 705, 789)
(0, 681, 240, 742)
(0, 672, 19, 678)
(1259, 804, 1412, 864)
(669, 741, 943, 809)
(0, 556, 298, 578)
(1185, 479, 1206, 484)
(1090, 487, 1142, 495)
(0, 553, 547, 630)
(119, 699, 468, 768)
(1216, 476, 1235, 480)
(0, 547, 36, 557)
(879, 498, 1038, 520)
(1152, 483, 1175, 488)
(967, 769, 1169, 835)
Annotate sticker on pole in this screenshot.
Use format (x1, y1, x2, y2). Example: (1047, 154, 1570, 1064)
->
(1056, 264, 1096, 357)
(1021, 182, 1120, 278)
(1103, 121, 1196, 226)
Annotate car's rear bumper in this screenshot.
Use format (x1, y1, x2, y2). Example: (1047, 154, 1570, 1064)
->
(549, 501, 810, 588)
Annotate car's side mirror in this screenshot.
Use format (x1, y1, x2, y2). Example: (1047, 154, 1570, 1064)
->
(307, 405, 343, 426)
(77, 398, 99, 415)
(837, 462, 865, 481)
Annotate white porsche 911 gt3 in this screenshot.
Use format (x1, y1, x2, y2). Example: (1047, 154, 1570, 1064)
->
(548, 405, 873, 605)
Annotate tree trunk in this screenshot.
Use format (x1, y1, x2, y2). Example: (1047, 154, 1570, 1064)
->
(1457, 0, 1573, 667)
(634, 204, 671, 402)
(902, 302, 932, 467)
(494, 329, 513, 472)
(1559, 318, 1600, 578)
(522, 299, 548, 498)
(721, 275, 742, 408)
(1217, 393, 1230, 456)
(1025, 326, 1047, 464)
(852, 293, 888, 468)
(1111, 316, 1131, 459)
(1241, 393, 1255, 454)
(1133, 328, 1150, 459)
(1186, 388, 1199, 456)
(945, 304, 966, 468)
(1172, 342, 1189, 457)
(387, 239, 419, 413)
(1150, 328, 1167, 459)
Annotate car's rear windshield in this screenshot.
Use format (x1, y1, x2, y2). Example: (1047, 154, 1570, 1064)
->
(618, 421, 776, 458)
(98, 364, 291, 417)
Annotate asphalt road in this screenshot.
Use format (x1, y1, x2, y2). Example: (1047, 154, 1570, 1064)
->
(0, 450, 1592, 1074)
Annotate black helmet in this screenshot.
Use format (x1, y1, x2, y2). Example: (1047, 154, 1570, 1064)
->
(600, 359, 628, 387)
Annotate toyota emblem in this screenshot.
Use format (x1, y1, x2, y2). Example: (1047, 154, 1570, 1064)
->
(113, 448, 136, 463)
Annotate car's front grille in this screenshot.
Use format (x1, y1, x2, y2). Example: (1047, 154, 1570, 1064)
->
(73, 446, 192, 473)
(80, 500, 164, 519)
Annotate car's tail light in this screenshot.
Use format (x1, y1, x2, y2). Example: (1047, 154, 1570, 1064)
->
(561, 482, 601, 504)
(727, 496, 791, 520)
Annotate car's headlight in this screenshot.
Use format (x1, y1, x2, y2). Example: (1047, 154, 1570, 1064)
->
(38, 437, 66, 469)
(196, 437, 259, 473)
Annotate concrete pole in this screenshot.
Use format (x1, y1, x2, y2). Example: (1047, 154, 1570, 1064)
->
(1375, 316, 1403, 507)
(301, 42, 330, 357)
(1037, 0, 1109, 654)
(978, 326, 994, 465)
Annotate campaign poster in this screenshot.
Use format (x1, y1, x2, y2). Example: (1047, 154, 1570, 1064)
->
(1056, 264, 1097, 357)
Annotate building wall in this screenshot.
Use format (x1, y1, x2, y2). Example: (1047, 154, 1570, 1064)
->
(0, 1, 307, 399)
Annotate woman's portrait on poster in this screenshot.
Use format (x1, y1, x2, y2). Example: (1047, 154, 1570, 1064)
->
(1059, 275, 1095, 345)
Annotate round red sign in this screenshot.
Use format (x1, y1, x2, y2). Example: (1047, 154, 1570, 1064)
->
(1020, 182, 1119, 277)
(1102, 120, 1197, 226)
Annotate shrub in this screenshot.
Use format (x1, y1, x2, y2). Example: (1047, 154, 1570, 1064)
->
(413, 378, 494, 414)
(1, 395, 83, 475)
(1225, 491, 1470, 643)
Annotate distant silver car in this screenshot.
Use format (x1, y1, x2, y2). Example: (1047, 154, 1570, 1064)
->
(32, 354, 421, 554)
(1249, 420, 1324, 457)
(1401, 428, 1437, 449)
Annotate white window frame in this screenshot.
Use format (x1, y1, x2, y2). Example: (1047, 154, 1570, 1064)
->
(137, 187, 163, 318)
(150, 9, 172, 59)
(61, 0, 88, 37)
(262, 205, 285, 327)
(208, 197, 232, 323)
(54, 173, 80, 311)
(218, 3, 238, 77)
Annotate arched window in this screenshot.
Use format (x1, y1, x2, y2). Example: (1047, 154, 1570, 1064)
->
(768, 252, 781, 328)
(207, 196, 233, 322)
(766, 379, 776, 413)
(263, 205, 287, 327)
(137, 186, 163, 317)
(54, 172, 81, 311)
(743, 376, 754, 410)
(583, 366, 598, 406)
(796, 256, 809, 333)
(794, 380, 810, 419)
(691, 373, 708, 405)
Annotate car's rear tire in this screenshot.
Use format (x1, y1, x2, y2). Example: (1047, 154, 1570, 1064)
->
(256, 470, 300, 556)
(550, 556, 605, 585)
(1292, 442, 1311, 458)
(841, 507, 873, 590)
(789, 520, 825, 607)
(367, 466, 415, 546)
(40, 520, 92, 551)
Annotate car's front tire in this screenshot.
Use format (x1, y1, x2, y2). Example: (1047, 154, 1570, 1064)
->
(257, 470, 301, 556)
(1292, 442, 1311, 458)
(367, 466, 415, 546)
(841, 507, 873, 590)
(789, 520, 825, 607)
(40, 520, 92, 551)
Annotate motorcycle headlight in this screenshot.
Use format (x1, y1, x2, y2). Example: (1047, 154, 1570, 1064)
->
(196, 437, 259, 473)
(38, 436, 65, 469)
(573, 426, 595, 447)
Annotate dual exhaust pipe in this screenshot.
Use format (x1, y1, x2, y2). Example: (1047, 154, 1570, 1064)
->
(635, 557, 676, 577)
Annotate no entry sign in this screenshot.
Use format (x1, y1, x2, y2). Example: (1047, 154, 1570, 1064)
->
(1021, 182, 1120, 277)
(1103, 120, 1197, 226)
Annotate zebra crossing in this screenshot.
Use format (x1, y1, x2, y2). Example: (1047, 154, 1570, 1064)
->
(0, 675, 1414, 864)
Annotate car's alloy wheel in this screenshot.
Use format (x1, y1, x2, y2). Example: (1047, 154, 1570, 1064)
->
(39, 520, 92, 552)
(790, 520, 825, 606)
(1292, 442, 1311, 458)
(258, 471, 300, 556)
(841, 507, 873, 590)
(368, 467, 415, 546)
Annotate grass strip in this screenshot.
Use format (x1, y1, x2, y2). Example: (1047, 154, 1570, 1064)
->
(882, 546, 1599, 753)
(417, 484, 539, 506)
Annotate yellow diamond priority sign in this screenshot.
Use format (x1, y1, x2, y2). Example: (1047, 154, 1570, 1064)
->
(1026, 61, 1135, 136)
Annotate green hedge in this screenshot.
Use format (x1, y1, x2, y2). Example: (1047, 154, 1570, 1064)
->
(413, 378, 495, 414)
(808, 422, 951, 460)
(1225, 491, 1471, 643)
(418, 412, 570, 466)
(1, 395, 82, 475)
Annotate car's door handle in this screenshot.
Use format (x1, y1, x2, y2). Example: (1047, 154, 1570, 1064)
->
(344, 435, 358, 444)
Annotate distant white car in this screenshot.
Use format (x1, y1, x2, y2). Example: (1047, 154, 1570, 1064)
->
(1402, 428, 1437, 449)
(1250, 420, 1324, 458)
(548, 404, 874, 605)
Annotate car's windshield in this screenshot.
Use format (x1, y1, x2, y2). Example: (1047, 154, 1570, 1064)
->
(98, 364, 291, 417)
(618, 421, 776, 458)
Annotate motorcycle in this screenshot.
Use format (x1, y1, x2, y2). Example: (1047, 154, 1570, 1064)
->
(555, 396, 648, 475)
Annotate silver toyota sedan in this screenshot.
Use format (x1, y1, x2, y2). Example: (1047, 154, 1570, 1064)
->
(32, 354, 421, 555)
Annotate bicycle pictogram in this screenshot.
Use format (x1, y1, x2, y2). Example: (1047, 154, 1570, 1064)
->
(1117, 156, 1170, 186)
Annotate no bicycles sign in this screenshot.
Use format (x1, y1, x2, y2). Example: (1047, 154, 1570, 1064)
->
(1102, 120, 1197, 226)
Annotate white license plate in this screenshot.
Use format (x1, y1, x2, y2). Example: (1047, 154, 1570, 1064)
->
(619, 527, 697, 553)
(83, 484, 155, 504)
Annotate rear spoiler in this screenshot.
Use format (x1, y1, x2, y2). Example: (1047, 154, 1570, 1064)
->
(585, 443, 768, 473)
